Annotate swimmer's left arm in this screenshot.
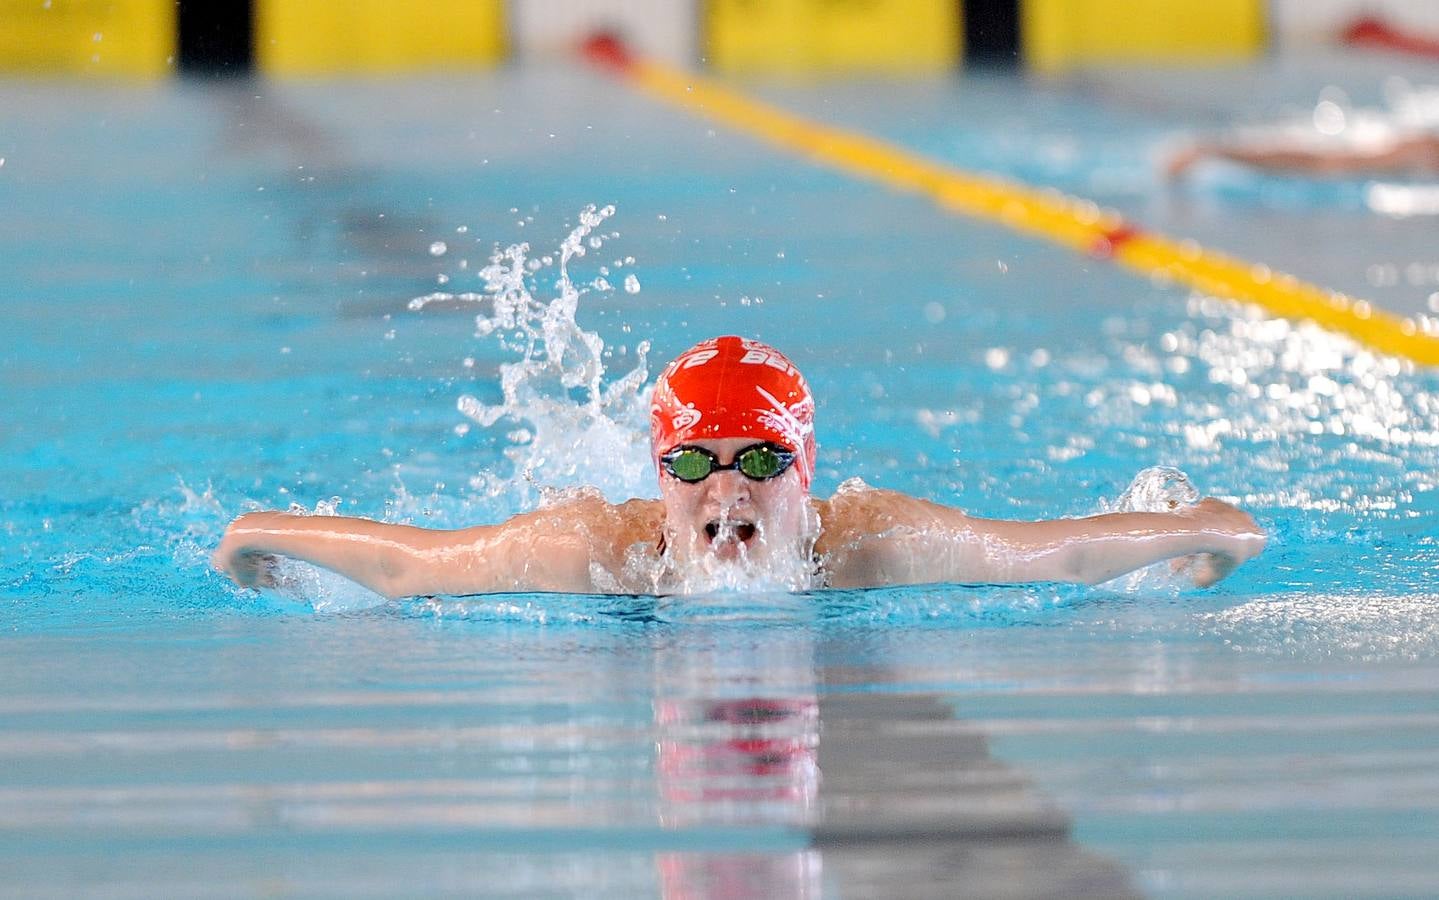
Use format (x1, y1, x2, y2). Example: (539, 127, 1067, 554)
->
(821, 491, 1264, 588)
(956, 498, 1265, 586)
(1166, 135, 1439, 180)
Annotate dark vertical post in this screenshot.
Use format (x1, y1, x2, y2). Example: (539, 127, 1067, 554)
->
(177, 0, 254, 74)
(963, 0, 1021, 66)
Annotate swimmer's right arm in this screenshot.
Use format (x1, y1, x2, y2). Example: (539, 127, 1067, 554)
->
(212, 509, 596, 598)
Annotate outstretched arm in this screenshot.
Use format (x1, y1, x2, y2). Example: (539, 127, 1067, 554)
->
(1166, 135, 1439, 180)
(820, 491, 1265, 589)
(212, 507, 599, 599)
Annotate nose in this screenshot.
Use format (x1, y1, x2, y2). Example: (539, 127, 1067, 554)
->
(704, 469, 752, 507)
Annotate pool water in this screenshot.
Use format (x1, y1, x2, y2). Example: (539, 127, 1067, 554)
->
(3, 56, 1438, 897)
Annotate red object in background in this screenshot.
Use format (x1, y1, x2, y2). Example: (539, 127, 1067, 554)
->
(1341, 15, 1439, 60)
(580, 31, 635, 72)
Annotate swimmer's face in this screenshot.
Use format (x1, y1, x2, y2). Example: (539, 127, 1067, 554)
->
(658, 437, 814, 566)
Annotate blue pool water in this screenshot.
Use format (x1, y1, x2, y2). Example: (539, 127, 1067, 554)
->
(3, 56, 1439, 896)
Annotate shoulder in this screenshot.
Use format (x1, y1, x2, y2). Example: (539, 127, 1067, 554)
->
(818, 483, 963, 530)
(519, 493, 662, 562)
(815, 483, 973, 556)
(518, 492, 659, 537)
(459, 494, 661, 594)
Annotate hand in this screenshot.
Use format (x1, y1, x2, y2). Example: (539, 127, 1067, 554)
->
(212, 512, 280, 589)
(1170, 550, 1239, 589)
(1170, 498, 1266, 587)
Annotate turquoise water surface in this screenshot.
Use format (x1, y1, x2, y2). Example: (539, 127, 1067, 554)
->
(3, 60, 1438, 897)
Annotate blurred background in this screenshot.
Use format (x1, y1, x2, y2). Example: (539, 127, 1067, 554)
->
(3, 0, 1438, 78)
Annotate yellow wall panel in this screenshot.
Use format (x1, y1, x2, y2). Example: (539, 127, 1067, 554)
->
(0, 0, 174, 77)
(707, 0, 960, 74)
(1024, 0, 1265, 71)
(256, 0, 506, 75)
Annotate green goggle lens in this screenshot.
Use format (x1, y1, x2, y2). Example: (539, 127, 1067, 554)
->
(661, 443, 796, 483)
(668, 449, 717, 482)
(738, 445, 784, 479)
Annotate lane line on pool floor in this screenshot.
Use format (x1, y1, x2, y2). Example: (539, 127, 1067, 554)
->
(581, 36, 1439, 367)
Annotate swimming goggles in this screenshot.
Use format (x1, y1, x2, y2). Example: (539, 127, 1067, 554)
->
(660, 443, 797, 483)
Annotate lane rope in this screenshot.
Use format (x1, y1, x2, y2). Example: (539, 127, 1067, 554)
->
(581, 34, 1439, 366)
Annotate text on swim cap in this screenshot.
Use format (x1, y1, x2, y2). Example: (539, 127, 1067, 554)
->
(739, 349, 798, 376)
(678, 348, 718, 369)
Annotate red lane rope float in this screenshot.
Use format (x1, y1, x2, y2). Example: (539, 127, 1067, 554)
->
(1090, 223, 1145, 260)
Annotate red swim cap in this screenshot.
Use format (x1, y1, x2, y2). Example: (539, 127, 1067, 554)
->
(650, 336, 816, 488)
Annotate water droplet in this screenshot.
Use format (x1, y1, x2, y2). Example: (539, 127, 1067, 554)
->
(922, 301, 946, 324)
(456, 225, 468, 234)
(624, 274, 641, 294)
(429, 241, 448, 256)
(436, 273, 449, 285)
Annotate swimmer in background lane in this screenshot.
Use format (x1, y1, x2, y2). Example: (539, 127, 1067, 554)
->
(1165, 131, 1439, 181)
(212, 336, 1265, 597)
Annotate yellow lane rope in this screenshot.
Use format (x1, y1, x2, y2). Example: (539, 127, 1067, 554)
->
(582, 37, 1439, 366)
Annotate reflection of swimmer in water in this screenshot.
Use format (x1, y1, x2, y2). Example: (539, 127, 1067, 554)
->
(213, 336, 1264, 596)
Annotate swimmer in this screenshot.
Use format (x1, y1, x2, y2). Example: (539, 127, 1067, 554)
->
(213, 336, 1265, 597)
(1165, 132, 1439, 180)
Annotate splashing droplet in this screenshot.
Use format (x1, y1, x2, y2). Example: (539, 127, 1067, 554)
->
(408, 204, 654, 506)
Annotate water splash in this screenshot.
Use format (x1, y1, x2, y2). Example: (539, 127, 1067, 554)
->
(409, 205, 654, 507)
(1098, 466, 1205, 594)
(1110, 466, 1200, 513)
(651, 539, 822, 597)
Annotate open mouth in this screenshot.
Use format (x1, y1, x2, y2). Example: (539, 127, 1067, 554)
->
(704, 519, 757, 545)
